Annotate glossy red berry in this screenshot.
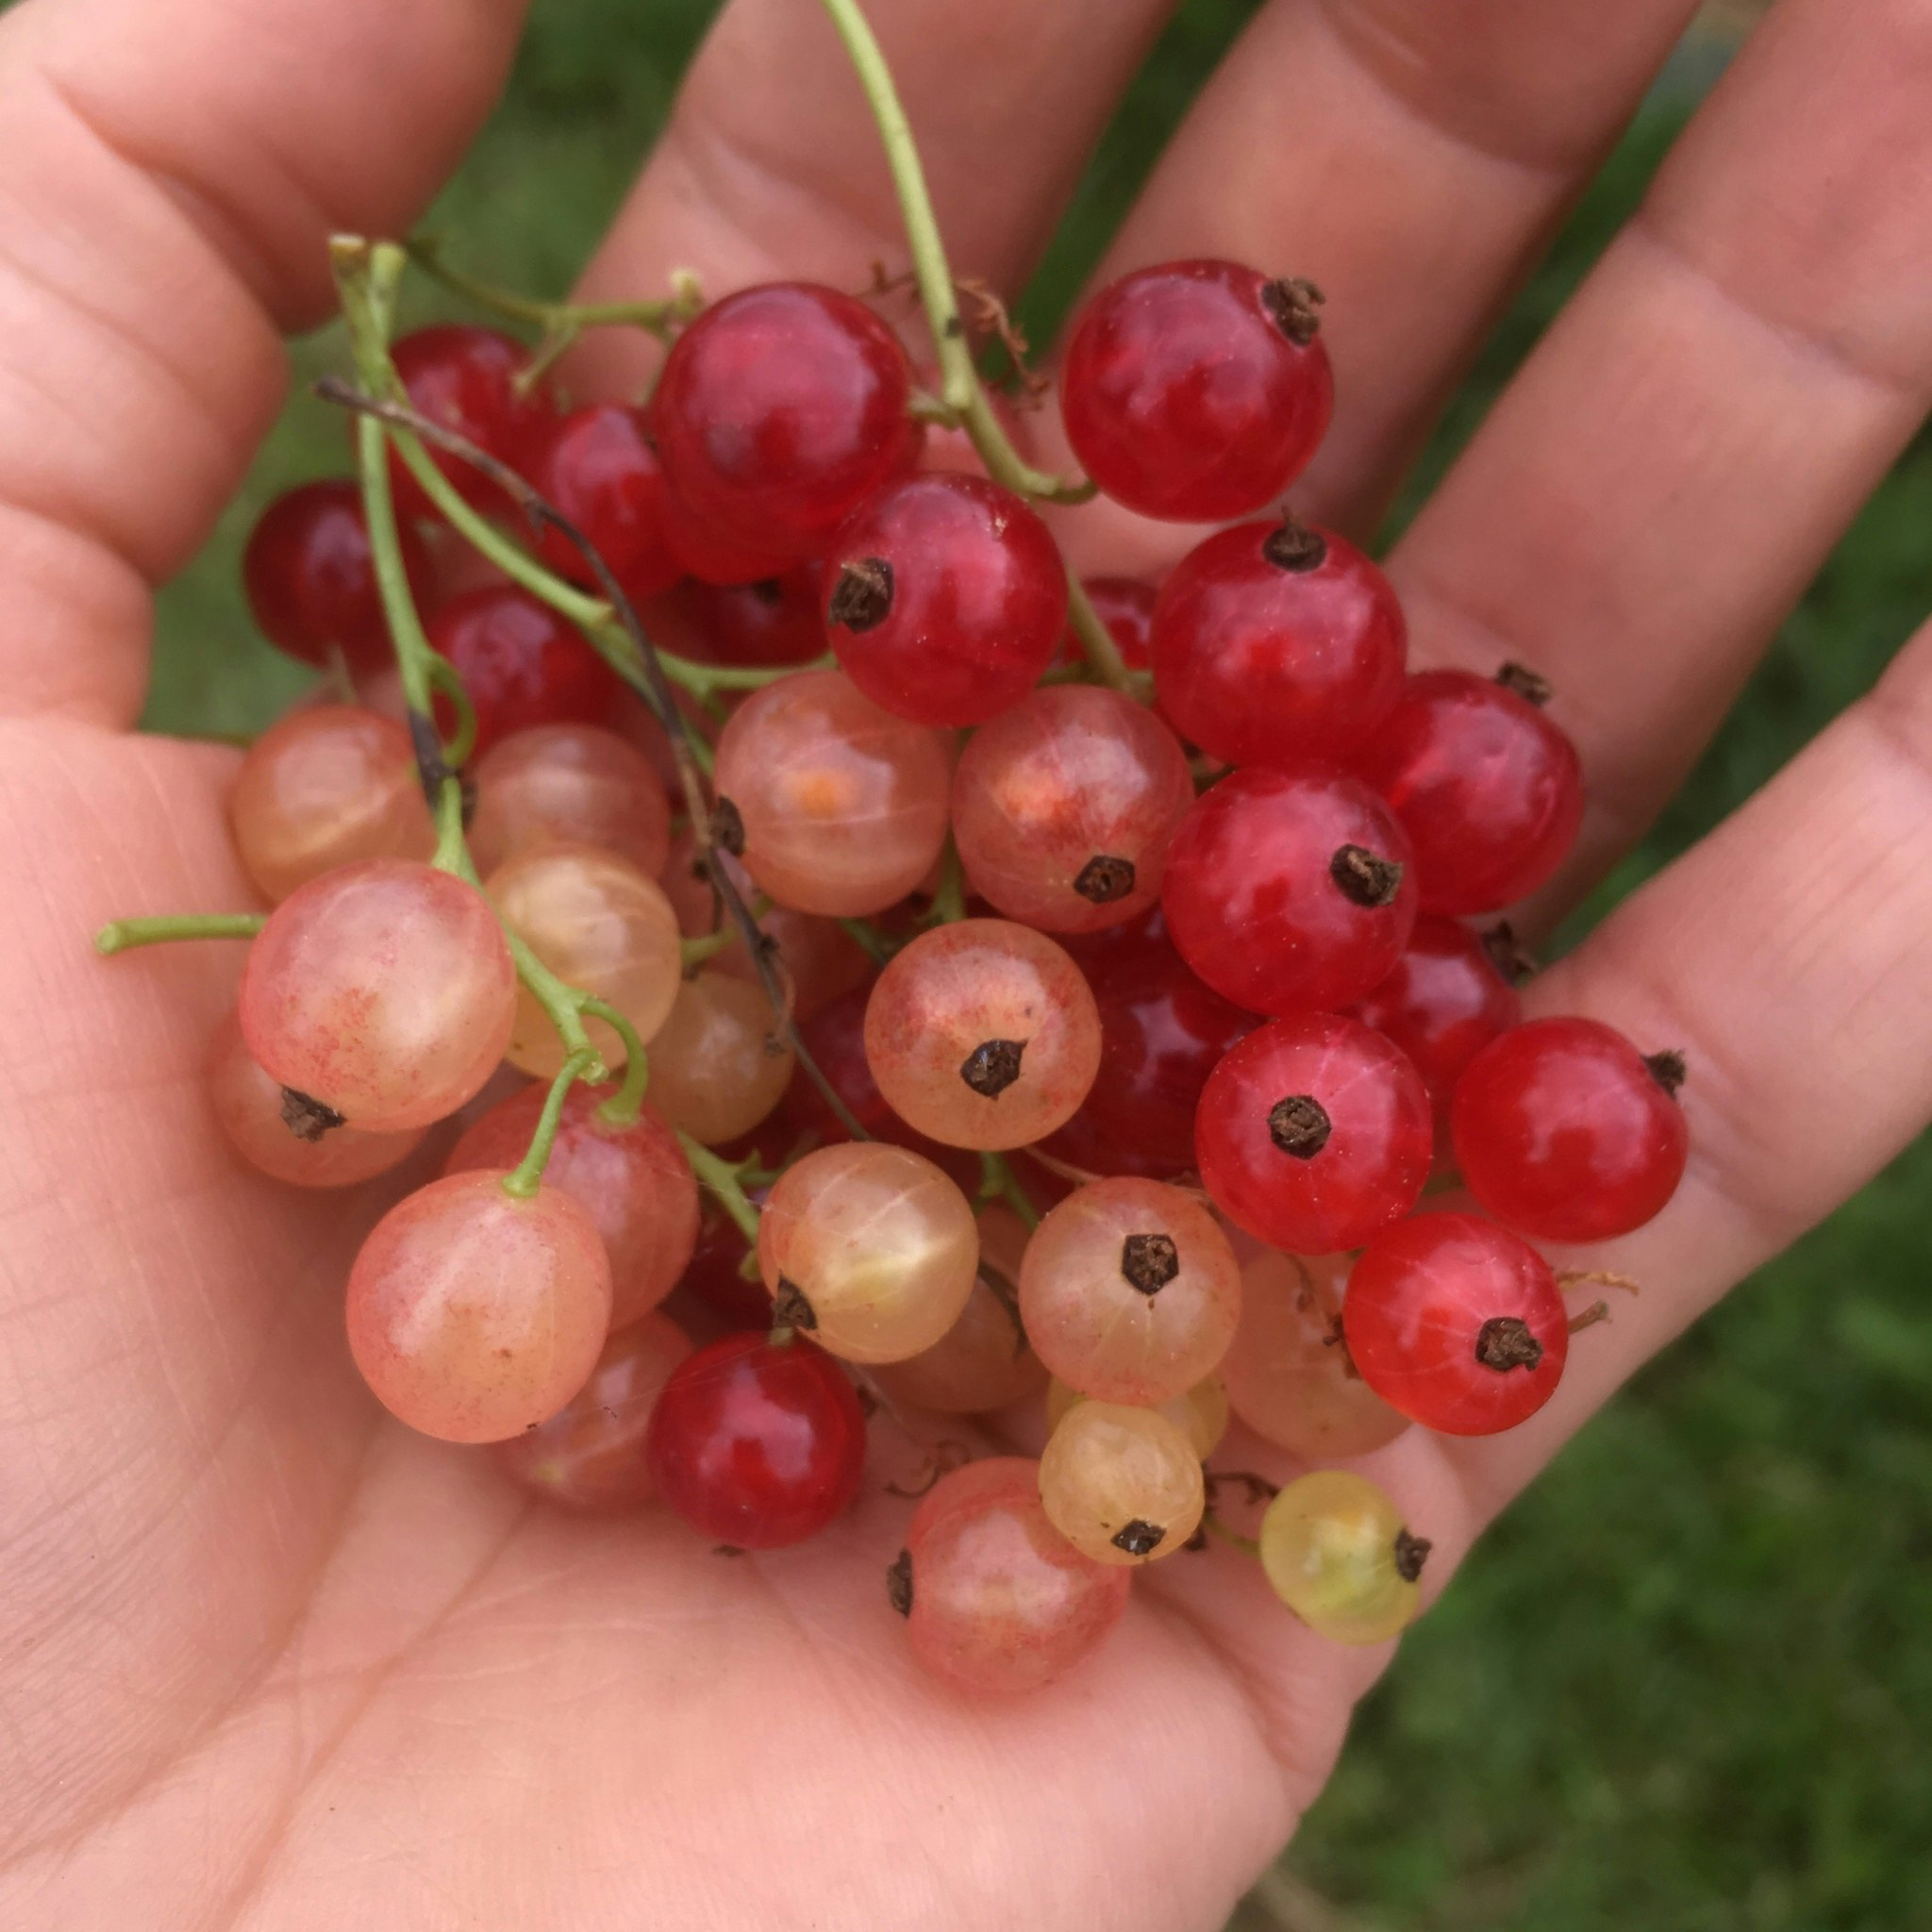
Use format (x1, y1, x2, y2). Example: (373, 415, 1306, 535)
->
(1348, 917, 1522, 1133)
(1354, 668, 1584, 914)
(1060, 260, 1333, 522)
(1065, 576, 1158, 675)
(242, 480, 433, 672)
(676, 1191, 778, 1331)
(1195, 1013, 1432, 1253)
(1343, 1212, 1571, 1436)
(1045, 926, 1257, 1180)
(657, 479, 795, 587)
(1451, 1017, 1689, 1243)
(1152, 518, 1405, 764)
(425, 587, 622, 758)
(645, 1332, 868, 1549)
(652, 282, 915, 563)
(1162, 765, 1417, 1015)
(523, 402, 679, 602)
(674, 568, 828, 669)
(824, 474, 1067, 727)
(389, 325, 548, 520)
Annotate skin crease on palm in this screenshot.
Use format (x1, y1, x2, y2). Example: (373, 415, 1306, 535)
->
(2, 0, 1931, 1922)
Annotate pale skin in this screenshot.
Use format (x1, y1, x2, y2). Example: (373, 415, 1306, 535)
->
(3, 0, 1931, 1923)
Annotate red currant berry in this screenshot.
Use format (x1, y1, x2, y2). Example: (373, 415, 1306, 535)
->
(1044, 926, 1257, 1180)
(951, 686, 1193, 934)
(657, 475, 795, 586)
(1451, 1017, 1689, 1243)
(1195, 1013, 1432, 1252)
(674, 568, 828, 669)
(242, 480, 434, 672)
(1343, 1212, 1571, 1436)
(1348, 917, 1522, 1133)
(645, 1332, 868, 1549)
(523, 402, 680, 602)
(425, 586, 622, 758)
(1354, 668, 1584, 914)
(1076, 577, 1158, 672)
(1162, 765, 1417, 1014)
(1059, 260, 1333, 522)
(824, 474, 1067, 727)
(389, 325, 548, 520)
(652, 282, 914, 562)
(1152, 518, 1406, 764)
(676, 1191, 777, 1331)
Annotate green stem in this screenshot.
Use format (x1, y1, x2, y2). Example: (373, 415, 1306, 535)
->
(1201, 1511, 1262, 1559)
(94, 912, 265, 956)
(836, 917, 898, 966)
(503, 1049, 599, 1198)
(814, 0, 1093, 507)
(923, 838, 967, 926)
(977, 1151, 1041, 1232)
(680, 928, 740, 970)
(578, 995, 648, 1120)
(407, 239, 703, 340)
(1064, 574, 1136, 694)
(678, 1132, 764, 1245)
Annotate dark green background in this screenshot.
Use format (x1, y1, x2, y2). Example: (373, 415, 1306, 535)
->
(147, 5, 1932, 1925)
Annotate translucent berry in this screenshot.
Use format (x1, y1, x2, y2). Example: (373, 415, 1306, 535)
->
(228, 705, 434, 903)
(639, 972, 796, 1146)
(673, 568, 828, 669)
(758, 1143, 979, 1364)
(426, 587, 623, 759)
(1258, 1471, 1428, 1647)
(1038, 1400, 1204, 1565)
(242, 479, 433, 671)
(206, 1011, 425, 1188)
(445, 1082, 698, 1331)
(1019, 1176, 1240, 1406)
(823, 474, 1067, 727)
(863, 920, 1102, 1150)
(1163, 764, 1417, 1014)
(646, 1332, 868, 1549)
(523, 401, 680, 602)
(1151, 518, 1406, 765)
(1060, 260, 1334, 522)
(652, 282, 914, 561)
(1344, 1212, 1571, 1436)
(1353, 668, 1584, 914)
(898, 1457, 1129, 1693)
(870, 1206, 1044, 1413)
(1221, 1251, 1407, 1460)
(1043, 925, 1257, 1180)
(1044, 1373, 1229, 1460)
(493, 1312, 693, 1510)
(467, 723, 673, 880)
(714, 670, 951, 915)
(388, 324, 549, 519)
(485, 845, 683, 1078)
(239, 858, 515, 1131)
(1347, 916, 1522, 1137)
(346, 1170, 612, 1443)
(1451, 1017, 1689, 1242)
(1195, 1014, 1432, 1253)
(951, 687, 1193, 934)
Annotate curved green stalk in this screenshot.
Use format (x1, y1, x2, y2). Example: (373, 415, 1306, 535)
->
(503, 1049, 599, 1198)
(94, 913, 265, 955)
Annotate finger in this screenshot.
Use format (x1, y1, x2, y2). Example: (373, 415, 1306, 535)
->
(1385, 0, 1932, 901)
(1413, 604, 1932, 1531)
(0, 0, 529, 726)
(1080, 0, 1704, 533)
(566, 0, 1182, 391)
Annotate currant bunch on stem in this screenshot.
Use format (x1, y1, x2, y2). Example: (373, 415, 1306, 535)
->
(93, 0, 1695, 1701)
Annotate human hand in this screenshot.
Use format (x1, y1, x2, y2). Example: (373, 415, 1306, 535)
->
(3, 0, 1930, 1926)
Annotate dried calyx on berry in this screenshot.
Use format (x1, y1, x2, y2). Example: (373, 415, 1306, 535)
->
(959, 1037, 1026, 1099)
(1119, 1231, 1180, 1295)
(1329, 843, 1404, 908)
(828, 557, 893, 632)
(1261, 517, 1327, 573)
(1494, 661, 1554, 707)
(1260, 275, 1324, 345)
(279, 1086, 345, 1142)
(1268, 1094, 1333, 1159)
(772, 1277, 819, 1330)
(1074, 854, 1136, 904)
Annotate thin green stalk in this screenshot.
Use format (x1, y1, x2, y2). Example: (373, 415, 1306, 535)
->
(1063, 574, 1136, 694)
(407, 239, 703, 340)
(813, 0, 1088, 506)
(94, 913, 265, 955)
(680, 928, 740, 970)
(678, 1132, 764, 1245)
(1201, 1512, 1262, 1559)
(503, 1048, 599, 1198)
(579, 995, 649, 1126)
(977, 1152, 1041, 1233)
(923, 838, 967, 927)
(836, 917, 898, 966)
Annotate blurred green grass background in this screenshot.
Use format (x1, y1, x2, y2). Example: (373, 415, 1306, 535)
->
(148, 4, 1932, 1925)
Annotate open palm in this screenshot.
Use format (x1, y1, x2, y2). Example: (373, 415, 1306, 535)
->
(4, 0, 1931, 1925)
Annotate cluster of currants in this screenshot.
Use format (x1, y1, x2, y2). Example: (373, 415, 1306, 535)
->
(110, 231, 1690, 1697)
